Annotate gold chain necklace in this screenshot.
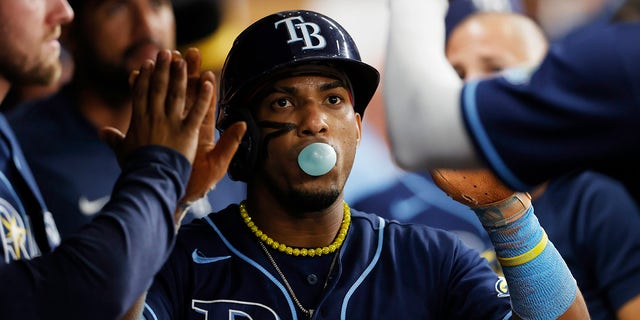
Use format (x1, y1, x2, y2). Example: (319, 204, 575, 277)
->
(239, 201, 351, 257)
(259, 241, 339, 319)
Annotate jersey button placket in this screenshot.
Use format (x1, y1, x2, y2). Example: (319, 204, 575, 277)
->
(306, 273, 319, 285)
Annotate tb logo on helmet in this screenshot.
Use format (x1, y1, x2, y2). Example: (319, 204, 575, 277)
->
(274, 16, 327, 50)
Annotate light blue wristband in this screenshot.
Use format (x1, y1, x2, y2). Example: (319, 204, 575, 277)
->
(485, 206, 577, 320)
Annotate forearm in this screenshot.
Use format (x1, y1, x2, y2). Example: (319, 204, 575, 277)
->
(476, 194, 588, 319)
(385, 0, 479, 170)
(0, 146, 188, 320)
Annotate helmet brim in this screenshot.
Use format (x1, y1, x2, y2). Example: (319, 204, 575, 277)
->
(220, 57, 379, 121)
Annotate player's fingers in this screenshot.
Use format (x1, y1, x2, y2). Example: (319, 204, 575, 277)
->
(183, 48, 203, 116)
(198, 71, 217, 144)
(210, 121, 247, 169)
(149, 49, 172, 117)
(184, 79, 214, 131)
(170, 50, 182, 62)
(129, 70, 140, 88)
(198, 108, 216, 147)
(185, 47, 202, 78)
(200, 70, 216, 93)
(200, 71, 217, 110)
(130, 59, 154, 130)
(166, 57, 187, 119)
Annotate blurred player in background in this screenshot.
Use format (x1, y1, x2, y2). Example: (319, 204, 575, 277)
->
(352, 0, 524, 275)
(445, 11, 640, 319)
(8, 0, 246, 237)
(384, 0, 640, 203)
(0, 0, 245, 317)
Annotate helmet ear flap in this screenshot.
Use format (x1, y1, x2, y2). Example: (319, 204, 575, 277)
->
(219, 107, 260, 182)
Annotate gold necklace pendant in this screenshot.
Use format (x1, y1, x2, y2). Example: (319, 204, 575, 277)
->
(240, 201, 351, 257)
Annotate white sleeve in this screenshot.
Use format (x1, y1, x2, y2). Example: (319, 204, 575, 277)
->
(384, 0, 482, 170)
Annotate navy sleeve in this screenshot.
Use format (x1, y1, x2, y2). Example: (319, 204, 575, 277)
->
(461, 22, 640, 190)
(0, 146, 189, 320)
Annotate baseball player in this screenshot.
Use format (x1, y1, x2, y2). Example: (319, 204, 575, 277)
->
(385, 0, 640, 203)
(7, 0, 246, 237)
(445, 11, 640, 319)
(0, 0, 245, 317)
(130, 10, 588, 320)
(352, 0, 530, 277)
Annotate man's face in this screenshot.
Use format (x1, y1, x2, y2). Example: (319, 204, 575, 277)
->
(446, 15, 533, 81)
(74, 0, 176, 96)
(252, 74, 362, 212)
(0, 0, 74, 86)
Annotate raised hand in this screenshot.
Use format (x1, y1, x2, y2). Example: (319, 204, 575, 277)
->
(178, 48, 246, 212)
(101, 49, 212, 165)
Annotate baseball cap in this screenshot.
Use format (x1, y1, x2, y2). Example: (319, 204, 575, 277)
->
(66, 0, 221, 46)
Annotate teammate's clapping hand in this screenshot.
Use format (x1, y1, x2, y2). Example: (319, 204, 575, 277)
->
(101, 49, 209, 164)
(180, 48, 246, 207)
(100, 49, 246, 225)
(100, 49, 245, 201)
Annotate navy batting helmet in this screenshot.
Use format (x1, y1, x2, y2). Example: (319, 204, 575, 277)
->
(217, 10, 380, 182)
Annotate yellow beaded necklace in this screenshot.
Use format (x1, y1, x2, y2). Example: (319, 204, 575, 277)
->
(239, 201, 351, 257)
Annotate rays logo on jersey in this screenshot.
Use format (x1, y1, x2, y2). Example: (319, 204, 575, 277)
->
(191, 300, 279, 319)
(275, 16, 327, 50)
(0, 198, 39, 263)
(495, 276, 510, 298)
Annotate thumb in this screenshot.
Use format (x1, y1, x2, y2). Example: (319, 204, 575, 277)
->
(211, 121, 247, 164)
(99, 126, 126, 166)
